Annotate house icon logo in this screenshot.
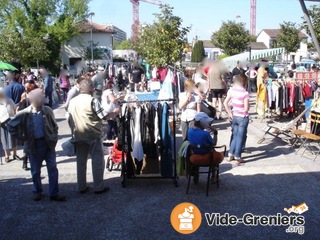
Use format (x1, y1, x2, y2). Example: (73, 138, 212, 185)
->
(171, 202, 202, 234)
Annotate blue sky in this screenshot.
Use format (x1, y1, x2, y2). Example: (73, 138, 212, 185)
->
(89, 0, 318, 41)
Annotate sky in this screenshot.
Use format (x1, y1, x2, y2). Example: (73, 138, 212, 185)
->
(89, 0, 319, 41)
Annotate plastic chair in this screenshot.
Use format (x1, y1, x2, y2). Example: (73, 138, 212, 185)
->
(186, 144, 226, 196)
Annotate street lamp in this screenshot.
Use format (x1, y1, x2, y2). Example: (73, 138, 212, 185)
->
(111, 34, 114, 63)
(89, 12, 95, 67)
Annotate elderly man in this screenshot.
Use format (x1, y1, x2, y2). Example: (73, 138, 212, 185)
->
(40, 68, 54, 108)
(8, 89, 65, 201)
(68, 79, 113, 194)
(92, 69, 107, 102)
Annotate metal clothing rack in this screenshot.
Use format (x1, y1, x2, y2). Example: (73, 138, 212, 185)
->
(119, 98, 178, 187)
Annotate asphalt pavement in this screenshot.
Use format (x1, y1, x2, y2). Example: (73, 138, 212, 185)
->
(0, 96, 319, 240)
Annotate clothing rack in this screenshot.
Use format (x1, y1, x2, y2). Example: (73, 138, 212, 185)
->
(119, 98, 178, 187)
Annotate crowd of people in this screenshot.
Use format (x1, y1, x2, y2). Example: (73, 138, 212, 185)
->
(3, 57, 298, 200)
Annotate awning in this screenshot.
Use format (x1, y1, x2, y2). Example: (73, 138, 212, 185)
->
(222, 47, 285, 69)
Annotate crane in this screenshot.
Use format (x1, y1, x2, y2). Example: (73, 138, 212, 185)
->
(250, 0, 257, 35)
(130, 0, 162, 43)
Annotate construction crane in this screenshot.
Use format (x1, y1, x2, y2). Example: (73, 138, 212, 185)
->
(250, 0, 257, 35)
(130, 0, 162, 43)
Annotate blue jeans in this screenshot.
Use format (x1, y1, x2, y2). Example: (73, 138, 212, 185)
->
(29, 140, 59, 196)
(229, 116, 249, 159)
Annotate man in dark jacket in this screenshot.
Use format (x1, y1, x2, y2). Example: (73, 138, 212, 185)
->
(8, 89, 65, 201)
(40, 68, 54, 108)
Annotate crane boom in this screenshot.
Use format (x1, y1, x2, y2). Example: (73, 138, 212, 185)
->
(131, 0, 162, 43)
(250, 0, 257, 36)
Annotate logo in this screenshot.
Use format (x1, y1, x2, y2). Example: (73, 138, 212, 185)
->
(284, 202, 308, 214)
(170, 202, 202, 234)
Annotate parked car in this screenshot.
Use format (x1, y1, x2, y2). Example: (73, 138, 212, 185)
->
(273, 64, 286, 73)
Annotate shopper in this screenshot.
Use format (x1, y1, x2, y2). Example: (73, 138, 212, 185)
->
(59, 70, 70, 102)
(187, 112, 223, 184)
(245, 66, 257, 93)
(224, 75, 250, 164)
(101, 80, 124, 140)
(8, 88, 65, 201)
(4, 70, 25, 105)
(179, 79, 201, 141)
(40, 68, 54, 108)
(0, 88, 19, 163)
(17, 80, 39, 170)
(130, 64, 145, 92)
(68, 79, 112, 194)
(207, 61, 228, 120)
(92, 69, 107, 102)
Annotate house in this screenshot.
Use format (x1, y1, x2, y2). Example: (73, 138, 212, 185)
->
(256, 29, 308, 63)
(202, 40, 224, 60)
(61, 21, 122, 66)
(248, 42, 268, 50)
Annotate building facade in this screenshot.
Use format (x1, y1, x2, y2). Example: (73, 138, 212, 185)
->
(61, 21, 116, 67)
(257, 29, 308, 63)
(107, 25, 127, 43)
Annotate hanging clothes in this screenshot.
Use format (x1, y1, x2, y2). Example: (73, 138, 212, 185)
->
(158, 69, 174, 100)
(132, 107, 144, 161)
(160, 103, 173, 178)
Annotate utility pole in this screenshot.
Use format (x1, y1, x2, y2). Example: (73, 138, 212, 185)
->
(89, 12, 95, 67)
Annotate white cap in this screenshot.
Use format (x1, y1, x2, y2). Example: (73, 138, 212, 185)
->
(194, 112, 213, 128)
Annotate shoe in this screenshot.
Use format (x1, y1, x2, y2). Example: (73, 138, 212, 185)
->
(33, 193, 42, 201)
(236, 159, 245, 164)
(5, 157, 10, 163)
(94, 187, 110, 194)
(79, 187, 89, 194)
(227, 155, 234, 162)
(49, 195, 66, 201)
(13, 155, 22, 161)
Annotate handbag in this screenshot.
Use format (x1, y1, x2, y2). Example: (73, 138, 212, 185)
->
(61, 139, 76, 156)
(200, 101, 216, 119)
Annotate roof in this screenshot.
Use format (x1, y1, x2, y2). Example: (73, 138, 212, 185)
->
(249, 42, 268, 50)
(78, 21, 116, 34)
(202, 40, 217, 48)
(260, 29, 308, 39)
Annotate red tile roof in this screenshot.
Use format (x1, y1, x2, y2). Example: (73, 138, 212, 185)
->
(78, 21, 116, 34)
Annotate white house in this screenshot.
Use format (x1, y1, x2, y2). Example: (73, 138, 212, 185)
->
(202, 40, 224, 60)
(256, 29, 308, 63)
(61, 21, 116, 66)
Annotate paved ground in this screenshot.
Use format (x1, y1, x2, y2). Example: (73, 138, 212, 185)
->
(0, 95, 320, 240)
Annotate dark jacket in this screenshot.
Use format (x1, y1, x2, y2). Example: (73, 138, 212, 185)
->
(44, 76, 54, 93)
(4, 81, 25, 104)
(8, 105, 58, 153)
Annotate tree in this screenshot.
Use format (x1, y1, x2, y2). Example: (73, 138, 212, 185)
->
(211, 21, 251, 56)
(276, 22, 301, 58)
(302, 5, 320, 47)
(135, 5, 190, 66)
(0, 0, 89, 72)
(191, 41, 205, 62)
(115, 40, 132, 50)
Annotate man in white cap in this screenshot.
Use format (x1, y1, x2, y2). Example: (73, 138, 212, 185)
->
(187, 112, 223, 184)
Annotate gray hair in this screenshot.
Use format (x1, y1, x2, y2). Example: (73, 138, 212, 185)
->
(79, 78, 94, 94)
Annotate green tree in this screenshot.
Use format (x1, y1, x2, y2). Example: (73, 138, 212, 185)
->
(276, 22, 301, 58)
(115, 40, 132, 50)
(211, 21, 251, 56)
(135, 5, 190, 66)
(0, 0, 89, 72)
(302, 5, 320, 47)
(191, 41, 205, 62)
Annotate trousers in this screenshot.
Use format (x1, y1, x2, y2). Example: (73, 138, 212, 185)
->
(229, 116, 249, 159)
(75, 138, 105, 192)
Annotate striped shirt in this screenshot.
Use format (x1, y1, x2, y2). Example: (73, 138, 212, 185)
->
(228, 86, 249, 117)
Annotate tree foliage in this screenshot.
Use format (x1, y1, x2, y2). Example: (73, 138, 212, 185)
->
(115, 40, 132, 50)
(135, 5, 190, 66)
(211, 21, 251, 56)
(0, 0, 89, 72)
(302, 5, 320, 47)
(276, 21, 302, 54)
(191, 41, 205, 62)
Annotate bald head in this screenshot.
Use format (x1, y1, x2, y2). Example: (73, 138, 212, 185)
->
(80, 79, 94, 95)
